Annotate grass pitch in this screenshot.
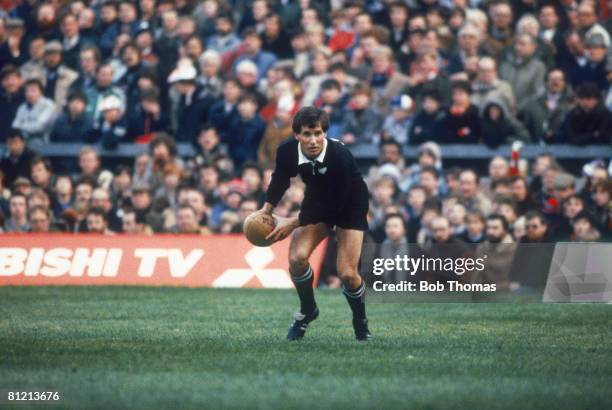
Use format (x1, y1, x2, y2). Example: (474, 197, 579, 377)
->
(1, 286, 611, 409)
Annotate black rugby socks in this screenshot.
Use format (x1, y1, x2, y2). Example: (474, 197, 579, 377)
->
(291, 265, 317, 315)
(342, 279, 366, 321)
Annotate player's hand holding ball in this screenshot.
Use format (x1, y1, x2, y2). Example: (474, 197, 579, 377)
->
(265, 215, 299, 243)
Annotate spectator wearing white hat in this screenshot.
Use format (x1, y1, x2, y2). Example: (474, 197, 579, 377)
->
(168, 59, 215, 144)
(84, 62, 126, 122)
(85, 94, 127, 149)
(380, 94, 414, 145)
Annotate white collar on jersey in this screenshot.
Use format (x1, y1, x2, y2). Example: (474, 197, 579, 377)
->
(298, 138, 328, 165)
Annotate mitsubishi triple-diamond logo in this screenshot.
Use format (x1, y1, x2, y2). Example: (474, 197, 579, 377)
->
(212, 247, 293, 288)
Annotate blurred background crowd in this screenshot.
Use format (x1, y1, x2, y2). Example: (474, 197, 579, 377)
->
(0, 0, 611, 288)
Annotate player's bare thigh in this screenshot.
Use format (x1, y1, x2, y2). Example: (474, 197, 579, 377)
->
(336, 228, 364, 288)
(288, 222, 329, 274)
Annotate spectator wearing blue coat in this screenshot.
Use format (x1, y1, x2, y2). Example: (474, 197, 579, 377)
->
(223, 94, 266, 168)
(208, 77, 243, 136)
(232, 28, 277, 82)
(50, 91, 94, 142)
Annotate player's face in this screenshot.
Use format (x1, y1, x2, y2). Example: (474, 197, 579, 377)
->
(295, 124, 326, 159)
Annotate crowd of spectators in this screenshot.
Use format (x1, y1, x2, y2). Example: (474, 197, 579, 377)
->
(0, 0, 611, 289)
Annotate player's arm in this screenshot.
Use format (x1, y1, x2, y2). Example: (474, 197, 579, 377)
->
(258, 143, 300, 242)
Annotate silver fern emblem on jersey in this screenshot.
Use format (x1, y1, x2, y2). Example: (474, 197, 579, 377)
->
(318, 167, 327, 175)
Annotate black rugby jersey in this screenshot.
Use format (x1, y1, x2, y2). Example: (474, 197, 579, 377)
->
(265, 138, 366, 214)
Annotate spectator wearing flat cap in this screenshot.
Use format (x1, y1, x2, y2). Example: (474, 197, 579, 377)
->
(557, 83, 612, 145)
(0, 129, 37, 187)
(40, 40, 79, 111)
(50, 90, 94, 142)
(578, 33, 609, 90)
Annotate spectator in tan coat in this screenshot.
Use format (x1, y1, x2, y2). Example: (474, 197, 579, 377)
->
(257, 95, 294, 166)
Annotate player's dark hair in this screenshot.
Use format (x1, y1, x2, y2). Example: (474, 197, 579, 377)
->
(292, 107, 330, 134)
(487, 213, 509, 232)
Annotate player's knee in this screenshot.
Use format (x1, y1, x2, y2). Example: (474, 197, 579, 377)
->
(289, 250, 309, 269)
(336, 264, 358, 282)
